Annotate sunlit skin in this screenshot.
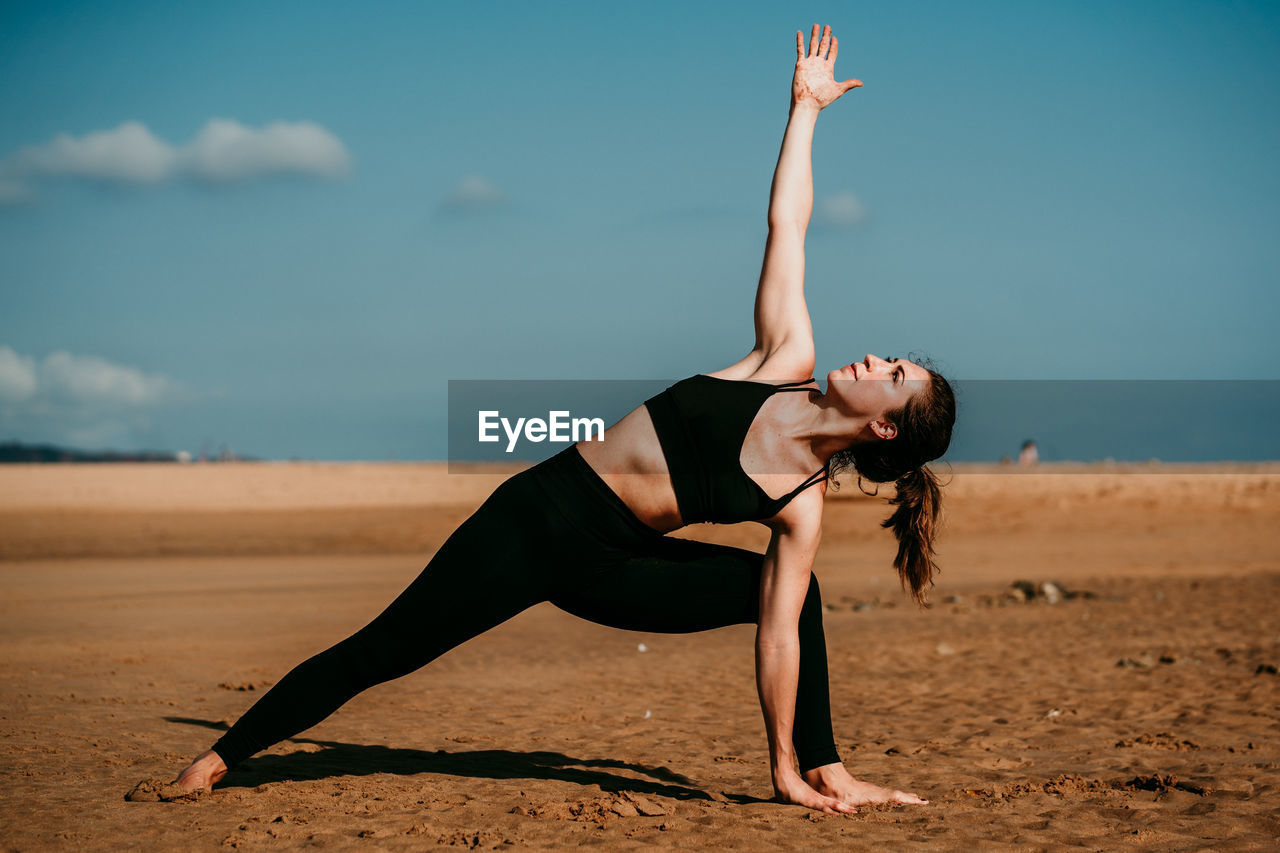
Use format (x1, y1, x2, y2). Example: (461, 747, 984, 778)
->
(175, 750, 226, 792)
(175, 23, 932, 815)
(825, 354, 935, 442)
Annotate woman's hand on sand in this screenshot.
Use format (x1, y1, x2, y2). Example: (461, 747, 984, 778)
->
(773, 770, 859, 815)
(792, 24, 862, 110)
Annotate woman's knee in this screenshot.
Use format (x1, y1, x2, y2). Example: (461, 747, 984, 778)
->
(310, 628, 410, 691)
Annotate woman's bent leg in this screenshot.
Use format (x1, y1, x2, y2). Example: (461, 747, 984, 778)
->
(210, 480, 552, 768)
(548, 536, 840, 772)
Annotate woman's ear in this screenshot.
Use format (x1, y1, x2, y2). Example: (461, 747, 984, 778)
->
(869, 419, 898, 441)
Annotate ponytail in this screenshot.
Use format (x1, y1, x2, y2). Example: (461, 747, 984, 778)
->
(881, 466, 943, 605)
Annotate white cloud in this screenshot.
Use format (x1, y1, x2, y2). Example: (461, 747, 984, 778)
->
(0, 346, 38, 402)
(0, 346, 181, 447)
(0, 118, 351, 198)
(817, 191, 867, 227)
(39, 350, 174, 404)
(181, 119, 351, 182)
(9, 121, 175, 183)
(441, 175, 508, 212)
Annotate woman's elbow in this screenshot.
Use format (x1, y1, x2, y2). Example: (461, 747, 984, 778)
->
(755, 628, 801, 653)
(766, 216, 809, 236)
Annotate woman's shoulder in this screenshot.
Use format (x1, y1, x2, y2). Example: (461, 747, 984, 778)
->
(702, 345, 816, 385)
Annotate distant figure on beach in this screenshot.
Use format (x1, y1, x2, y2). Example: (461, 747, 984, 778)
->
(1018, 440, 1039, 467)
(170, 25, 955, 815)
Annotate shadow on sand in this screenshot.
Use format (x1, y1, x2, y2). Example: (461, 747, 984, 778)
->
(165, 717, 765, 805)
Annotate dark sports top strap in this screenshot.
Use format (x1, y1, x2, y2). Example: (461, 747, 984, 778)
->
(782, 464, 830, 501)
(770, 377, 817, 391)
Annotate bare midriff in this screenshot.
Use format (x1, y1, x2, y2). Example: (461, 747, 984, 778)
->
(573, 404, 685, 535)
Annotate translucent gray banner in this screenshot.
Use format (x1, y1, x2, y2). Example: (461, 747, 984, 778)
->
(447, 379, 1280, 471)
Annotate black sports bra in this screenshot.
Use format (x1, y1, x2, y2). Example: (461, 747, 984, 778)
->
(643, 374, 829, 524)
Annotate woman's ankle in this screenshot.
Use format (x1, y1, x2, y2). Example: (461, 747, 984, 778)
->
(801, 761, 848, 785)
(196, 749, 228, 772)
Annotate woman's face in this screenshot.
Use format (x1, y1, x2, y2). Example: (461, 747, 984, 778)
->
(825, 354, 932, 435)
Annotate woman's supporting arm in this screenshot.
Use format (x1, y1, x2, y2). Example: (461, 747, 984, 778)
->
(752, 25, 862, 368)
(755, 493, 853, 814)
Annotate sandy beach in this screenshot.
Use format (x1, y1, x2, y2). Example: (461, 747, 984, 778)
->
(1, 461, 1277, 850)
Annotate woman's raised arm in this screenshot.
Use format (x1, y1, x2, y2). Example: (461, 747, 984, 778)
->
(750, 25, 861, 375)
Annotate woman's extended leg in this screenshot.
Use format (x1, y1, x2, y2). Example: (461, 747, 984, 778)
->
(203, 474, 557, 772)
(548, 535, 841, 772)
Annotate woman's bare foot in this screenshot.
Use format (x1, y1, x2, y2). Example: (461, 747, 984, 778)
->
(174, 750, 228, 793)
(801, 762, 929, 807)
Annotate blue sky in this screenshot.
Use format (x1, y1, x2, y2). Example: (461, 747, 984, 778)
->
(1, 0, 1278, 460)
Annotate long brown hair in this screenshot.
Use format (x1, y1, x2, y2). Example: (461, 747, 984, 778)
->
(828, 364, 955, 605)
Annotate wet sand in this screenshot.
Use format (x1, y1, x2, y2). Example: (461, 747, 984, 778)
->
(1, 461, 1277, 849)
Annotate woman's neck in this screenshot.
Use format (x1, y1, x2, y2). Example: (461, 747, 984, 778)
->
(774, 390, 875, 465)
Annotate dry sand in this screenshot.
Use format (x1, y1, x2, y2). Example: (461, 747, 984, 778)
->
(1, 461, 1278, 850)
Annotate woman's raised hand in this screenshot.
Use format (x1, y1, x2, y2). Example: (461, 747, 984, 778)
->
(792, 24, 862, 110)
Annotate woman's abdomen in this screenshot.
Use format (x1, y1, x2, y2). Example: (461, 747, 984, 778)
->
(572, 404, 684, 534)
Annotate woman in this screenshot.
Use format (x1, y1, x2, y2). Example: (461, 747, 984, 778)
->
(174, 24, 955, 815)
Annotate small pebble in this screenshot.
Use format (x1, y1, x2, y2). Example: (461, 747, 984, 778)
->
(1039, 582, 1063, 604)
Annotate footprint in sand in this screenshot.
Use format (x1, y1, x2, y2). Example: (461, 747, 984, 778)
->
(511, 793, 671, 821)
(123, 779, 205, 803)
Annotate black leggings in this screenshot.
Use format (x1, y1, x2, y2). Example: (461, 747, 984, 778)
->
(211, 445, 840, 773)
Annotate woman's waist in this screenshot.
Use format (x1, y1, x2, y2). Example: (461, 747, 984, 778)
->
(522, 444, 678, 545)
(569, 442, 684, 535)
(571, 406, 686, 533)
